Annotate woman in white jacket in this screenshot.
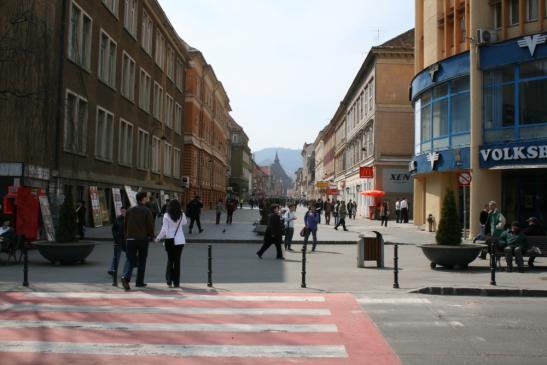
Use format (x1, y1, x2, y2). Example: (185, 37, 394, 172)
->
(155, 200, 187, 287)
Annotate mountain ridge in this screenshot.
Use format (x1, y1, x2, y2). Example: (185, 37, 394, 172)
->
(253, 147, 302, 178)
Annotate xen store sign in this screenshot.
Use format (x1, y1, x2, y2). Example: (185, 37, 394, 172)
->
(479, 142, 547, 168)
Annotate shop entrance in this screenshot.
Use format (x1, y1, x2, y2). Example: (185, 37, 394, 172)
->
(502, 169, 547, 224)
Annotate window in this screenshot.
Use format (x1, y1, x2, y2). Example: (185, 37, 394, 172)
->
(494, 1, 502, 29)
(165, 93, 174, 128)
(176, 58, 184, 91)
(164, 142, 172, 176)
(102, 0, 118, 16)
(153, 82, 163, 121)
(118, 119, 133, 166)
(173, 148, 181, 178)
(141, 10, 153, 55)
(527, 0, 539, 21)
(460, 14, 466, 40)
(123, 0, 137, 38)
(137, 129, 150, 170)
(509, 0, 520, 25)
(155, 32, 165, 69)
(121, 51, 136, 101)
(98, 30, 117, 88)
(232, 133, 240, 144)
(368, 81, 374, 111)
(139, 68, 151, 112)
(166, 45, 175, 80)
(174, 102, 182, 134)
(95, 107, 114, 161)
(64, 90, 88, 154)
(68, 1, 92, 70)
(151, 136, 161, 173)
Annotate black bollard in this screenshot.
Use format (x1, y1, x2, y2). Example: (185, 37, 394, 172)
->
(301, 245, 307, 288)
(22, 238, 29, 287)
(112, 268, 118, 287)
(393, 244, 400, 289)
(207, 245, 213, 287)
(489, 239, 496, 286)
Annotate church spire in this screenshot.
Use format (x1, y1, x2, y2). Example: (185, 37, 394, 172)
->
(274, 152, 279, 164)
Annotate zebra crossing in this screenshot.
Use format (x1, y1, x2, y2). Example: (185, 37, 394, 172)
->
(0, 291, 401, 364)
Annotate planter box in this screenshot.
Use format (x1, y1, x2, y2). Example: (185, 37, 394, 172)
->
(33, 241, 97, 265)
(418, 243, 487, 269)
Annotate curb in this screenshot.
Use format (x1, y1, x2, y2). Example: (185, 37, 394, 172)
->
(411, 286, 547, 297)
(86, 238, 359, 245)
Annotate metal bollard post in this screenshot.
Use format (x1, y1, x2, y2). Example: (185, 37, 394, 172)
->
(489, 240, 496, 286)
(207, 245, 213, 287)
(301, 245, 307, 288)
(22, 240, 29, 287)
(393, 244, 399, 289)
(112, 268, 118, 287)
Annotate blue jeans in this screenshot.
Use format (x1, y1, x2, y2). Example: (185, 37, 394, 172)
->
(110, 244, 122, 272)
(284, 227, 294, 249)
(304, 229, 317, 250)
(122, 239, 149, 285)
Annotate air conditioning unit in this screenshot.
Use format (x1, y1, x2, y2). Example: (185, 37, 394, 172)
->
(476, 28, 498, 45)
(181, 176, 190, 188)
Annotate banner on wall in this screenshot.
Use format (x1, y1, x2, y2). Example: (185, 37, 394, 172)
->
(124, 185, 137, 207)
(89, 186, 103, 228)
(38, 195, 55, 242)
(112, 188, 123, 217)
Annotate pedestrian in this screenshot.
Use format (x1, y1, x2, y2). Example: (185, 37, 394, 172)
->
(160, 199, 170, 218)
(240, 198, 244, 209)
(303, 205, 320, 252)
(380, 202, 389, 227)
(324, 198, 332, 225)
(108, 206, 126, 277)
(146, 198, 159, 221)
(472, 204, 489, 243)
(283, 203, 297, 251)
(215, 199, 225, 225)
(315, 199, 323, 224)
(395, 199, 401, 223)
(333, 200, 340, 226)
(400, 197, 409, 223)
(75, 200, 86, 239)
(121, 192, 154, 291)
(334, 201, 348, 231)
(186, 196, 204, 234)
(346, 200, 353, 219)
(155, 199, 188, 288)
(256, 204, 284, 259)
(480, 200, 506, 259)
(351, 201, 357, 220)
(498, 221, 528, 272)
(226, 199, 236, 224)
(522, 217, 545, 268)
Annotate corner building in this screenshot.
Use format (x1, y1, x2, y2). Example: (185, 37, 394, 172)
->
(411, 0, 547, 235)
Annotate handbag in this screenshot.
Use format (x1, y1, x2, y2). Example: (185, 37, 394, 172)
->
(299, 227, 308, 237)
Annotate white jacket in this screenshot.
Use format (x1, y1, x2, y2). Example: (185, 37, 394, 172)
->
(155, 213, 188, 245)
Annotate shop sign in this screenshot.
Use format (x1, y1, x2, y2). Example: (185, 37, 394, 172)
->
(124, 185, 137, 207)
(517, 33, 546, 56)
(24, 165, 50, 180)
(0, 163, 23, 177)
(112, 188, 123, 217)
(315, 181, 329, 188)
(359, 166, 374, 178)
(426, 152, 440, 170)
(382, 169, 413, 193)
(89, 186, 103, 228)
(479, 142, 547, 168)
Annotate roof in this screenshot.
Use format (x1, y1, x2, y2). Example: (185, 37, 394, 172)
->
(378, 29, 414, 50)
(260, 166, 271, 176)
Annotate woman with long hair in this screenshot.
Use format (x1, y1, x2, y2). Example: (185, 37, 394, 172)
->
(155, 199, 187, 287)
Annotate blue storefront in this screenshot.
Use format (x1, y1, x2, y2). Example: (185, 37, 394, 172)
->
(479, 33, 547, 223)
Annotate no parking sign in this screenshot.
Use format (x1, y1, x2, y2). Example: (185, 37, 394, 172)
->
(458, 172, 471, 186)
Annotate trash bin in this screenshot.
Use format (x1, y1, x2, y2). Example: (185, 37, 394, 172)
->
(357, 231, 384, 268)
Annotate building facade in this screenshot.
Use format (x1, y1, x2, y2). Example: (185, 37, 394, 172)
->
(183, 47, 231, 209)
(411, 0, 547, 235)
(332, 30, 415, 218)
(228, 116, 252, 202)
(1, 0, 188, 226)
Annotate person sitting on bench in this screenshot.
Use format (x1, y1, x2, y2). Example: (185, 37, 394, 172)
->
(498, 221, 528, 273)
(523, 217, 545, 268)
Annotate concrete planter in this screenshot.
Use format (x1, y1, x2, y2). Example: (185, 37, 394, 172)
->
(418, 243, 487, 269)
(33, 241, 97, 265)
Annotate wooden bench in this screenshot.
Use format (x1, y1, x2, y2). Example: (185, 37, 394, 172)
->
(492, 235, 547, 268)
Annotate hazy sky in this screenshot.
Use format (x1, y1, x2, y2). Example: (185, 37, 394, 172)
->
(158, 0, 415, 151)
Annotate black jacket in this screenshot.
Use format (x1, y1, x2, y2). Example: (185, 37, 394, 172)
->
(479, 210, 489, 225)
(264, 213, 283, 244)
(186, 199, 203, 218)
(111, 215, 125, 245)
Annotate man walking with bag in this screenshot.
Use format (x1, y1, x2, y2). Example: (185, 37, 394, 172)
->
(121, 192, 154, 291)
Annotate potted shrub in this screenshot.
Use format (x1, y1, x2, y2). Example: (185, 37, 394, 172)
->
(418, 189, 486, 269)
(34, 194, 97, 264)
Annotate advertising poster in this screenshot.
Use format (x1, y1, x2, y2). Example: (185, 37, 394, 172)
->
(124, 185, 137, 207)
(89, 186, 103, 228)
(38, 195, 55, 242)
(98, 189, 110, 224)
(112, 188, 123, 217)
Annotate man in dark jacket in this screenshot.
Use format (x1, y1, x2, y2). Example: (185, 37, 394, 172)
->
(256, 204, 284, 259)
(186, 196, 204, 234)
(498, 221, 528, 272)
(121, 193, 154, 290)
(523, 217, 545, 268)
(108, 207, 126, 277)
